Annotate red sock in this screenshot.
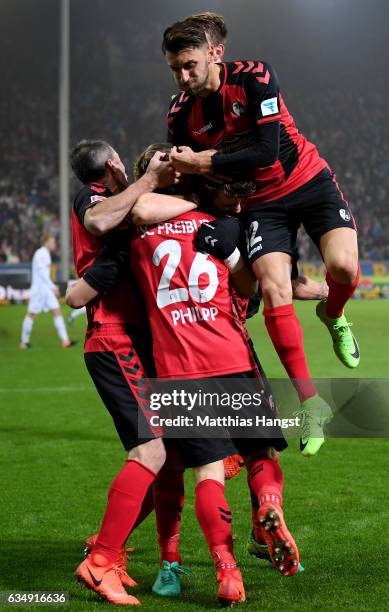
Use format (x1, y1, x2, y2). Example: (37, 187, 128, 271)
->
(93, 460, 156, 563)
(195, 479, 235, 565)
(154, 467, 185, 563)
(264, 304, 316, 402)
(325, 264, 360, 318)
(249, 487, 264, 543)
(248, 458, 284, 530)
(131, 484, 155, 532)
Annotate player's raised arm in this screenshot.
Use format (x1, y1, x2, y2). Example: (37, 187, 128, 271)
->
(130, 192, 198, 225)
(71, 140, 178, 236)
(129, 142, 198, 225)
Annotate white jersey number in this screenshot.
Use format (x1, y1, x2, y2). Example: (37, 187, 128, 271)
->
(246, 220, 262, 253)
(152, 239, 219, 309)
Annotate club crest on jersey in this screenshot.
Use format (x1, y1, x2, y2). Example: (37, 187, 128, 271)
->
(261, 97, 279, 117)
(232, 101, 246, 117)
(339, 208, 351, 221)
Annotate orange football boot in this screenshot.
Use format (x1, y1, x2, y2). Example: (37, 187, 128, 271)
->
(223, 455, 245, 480)
(213, 546, 246, 607)
(75, 553, 140, 605)
(84, 534, 137, 588)
(257, 503, 299, 577)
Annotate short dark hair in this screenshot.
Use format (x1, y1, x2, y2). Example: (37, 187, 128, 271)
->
(183, 12, 227, 46)
(70, 139, 114, 184)
(162, 21, 208, 54)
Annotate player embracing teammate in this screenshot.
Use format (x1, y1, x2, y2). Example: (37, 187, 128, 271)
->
(162, 12, 360, 456)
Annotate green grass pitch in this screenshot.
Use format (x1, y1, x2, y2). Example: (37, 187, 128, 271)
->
(1, 301, 388, 610)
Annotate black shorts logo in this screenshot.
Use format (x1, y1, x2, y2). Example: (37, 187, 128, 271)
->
(339, 208, 351, 222)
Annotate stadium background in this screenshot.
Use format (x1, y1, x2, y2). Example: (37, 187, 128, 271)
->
(1, 0, 388, 610)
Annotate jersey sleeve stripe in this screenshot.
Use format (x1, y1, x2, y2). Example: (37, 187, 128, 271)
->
(257, 114, 282, 125)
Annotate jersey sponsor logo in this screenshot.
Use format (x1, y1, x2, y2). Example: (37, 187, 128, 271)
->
(339, 208, 351, 222)
(261, 97, 279, 117)
(192, 122, 213, 136)
(232, 101, 246, 117)
(90, 195, 106, 204)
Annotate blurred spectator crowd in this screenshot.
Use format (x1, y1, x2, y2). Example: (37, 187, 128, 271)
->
(1, 73, 388, 263)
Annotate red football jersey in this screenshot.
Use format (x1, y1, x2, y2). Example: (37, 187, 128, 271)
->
(130, 211, 253, 379)
(167, 61, 328, 205)
(72, 183, 144, 329)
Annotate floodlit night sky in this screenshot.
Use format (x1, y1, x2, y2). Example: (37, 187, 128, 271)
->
(1, 0, 388, 92)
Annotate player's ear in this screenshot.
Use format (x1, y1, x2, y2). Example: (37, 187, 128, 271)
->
(213, 44, 225, 62)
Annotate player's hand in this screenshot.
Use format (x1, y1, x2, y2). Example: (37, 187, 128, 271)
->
(195, 217, 243, 260)
(146, 151, 180, 188)
(170, 146, 217, 175)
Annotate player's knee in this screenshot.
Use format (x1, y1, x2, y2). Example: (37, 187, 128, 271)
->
(194, 460, 224, 485)
(260, 279, 292, 308)
(328, 254, 358, 285)
(129, 438, 166, 474)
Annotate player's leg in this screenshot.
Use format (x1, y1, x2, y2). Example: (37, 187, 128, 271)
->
(244, 203, 318, 405)
(20, 312, 35, 349)
(301, 169, 360, 368)
(251, 251, 333, 454)
(51, 307, 73, 347)
(84, 486, 155, 588)
(318, 227, 360, 367)
(153, 436, 244, 604)
(152, 445, 187, 598)
(154, 444, 185, 566)
(252, 251, 318, 400)
(194, 460, 245, 606)
(75, 329, 164, 605)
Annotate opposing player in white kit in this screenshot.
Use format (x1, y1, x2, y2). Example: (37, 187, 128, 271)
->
(20, 235, 75, 349)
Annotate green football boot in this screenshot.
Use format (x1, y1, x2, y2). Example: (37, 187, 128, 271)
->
(316, 300, 360, 368)
(246, 530, 271, 561)
(152, 560, 189, 597)
(296, 395, 333, 457)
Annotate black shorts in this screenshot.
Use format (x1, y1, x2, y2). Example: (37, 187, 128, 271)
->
(84, 324, 159, 452)
(166, 438, 236, 470)
(242, 168, 357, 264)
(167, 369, 287, 469)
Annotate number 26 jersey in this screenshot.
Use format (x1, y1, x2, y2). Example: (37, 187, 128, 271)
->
(130, 210, 253, 379)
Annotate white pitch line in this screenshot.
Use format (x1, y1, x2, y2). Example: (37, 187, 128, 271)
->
(0, 386, 94, 393)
